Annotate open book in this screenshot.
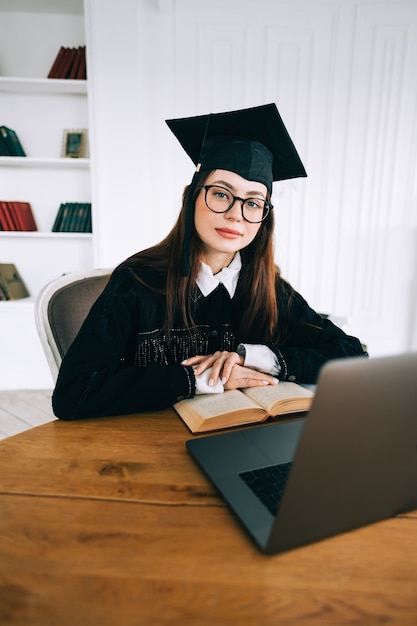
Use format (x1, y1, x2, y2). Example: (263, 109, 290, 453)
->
(174, 382, 314, 434)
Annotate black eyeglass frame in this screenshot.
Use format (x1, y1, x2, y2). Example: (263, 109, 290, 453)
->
(200, 185, 273, 223)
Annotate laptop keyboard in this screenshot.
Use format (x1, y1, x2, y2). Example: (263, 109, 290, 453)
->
(239, 462, 293, 516)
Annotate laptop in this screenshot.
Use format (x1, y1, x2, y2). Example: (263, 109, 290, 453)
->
(186, 352, 417, 554)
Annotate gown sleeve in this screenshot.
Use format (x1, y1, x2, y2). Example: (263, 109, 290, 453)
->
(52, 267, 195, 421)
(268, 281, 367, 384)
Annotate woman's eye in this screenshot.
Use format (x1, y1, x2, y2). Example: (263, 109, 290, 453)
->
(246, 199, 262, 209)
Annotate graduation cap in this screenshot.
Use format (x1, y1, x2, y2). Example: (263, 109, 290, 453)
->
(166, 102, 307, 193)
(166, 103, 307, 274)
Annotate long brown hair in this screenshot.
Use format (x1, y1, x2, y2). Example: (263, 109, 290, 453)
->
(127, 170, 281, 342)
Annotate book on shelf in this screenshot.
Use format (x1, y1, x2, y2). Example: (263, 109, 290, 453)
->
(0, 201, 37, 231)
(0, 263, 30, 301)
(52, 202, 92, 233)
(0, 126, 26, 157)
(0, 201, 37, 232)
(77, 46, 87, 80)
(0, 136, 9, 156)
(47, 45, 87, 80)
(0, 201, 16, 230)
(68, 46, 85, 80)
(47, 45, 65, 78)
(174, 382, 314, 434)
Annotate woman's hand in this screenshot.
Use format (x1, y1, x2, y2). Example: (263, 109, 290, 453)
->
(223, 363, 278, 390)
(182, 351, 242, 386)
(182, 351, 278, 389)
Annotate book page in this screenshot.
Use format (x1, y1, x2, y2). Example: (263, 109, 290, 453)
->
(243, 382, 313, 413)
(176, 389, 261, 420)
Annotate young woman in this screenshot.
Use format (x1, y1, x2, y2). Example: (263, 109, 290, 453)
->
(52, 104, 367, 421)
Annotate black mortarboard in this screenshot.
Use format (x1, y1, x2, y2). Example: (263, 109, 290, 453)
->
(166, 103, 307, 193)
(166, 103, 307, 274)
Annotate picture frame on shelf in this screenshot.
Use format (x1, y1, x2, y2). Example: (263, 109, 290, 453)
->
(61, 129, 88, 158)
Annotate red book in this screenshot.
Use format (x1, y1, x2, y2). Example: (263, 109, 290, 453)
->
(51, 47, 72, 79)
(68, 46, 83, 80)
(47, 46, 66, 78)
(0, 201, 18, 230)
(77, 46, 87, 80)
(61, 47, 78, 79)
(10, 201, 38, 231)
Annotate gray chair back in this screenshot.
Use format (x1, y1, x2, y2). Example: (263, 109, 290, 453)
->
(35, 269, 111, 382)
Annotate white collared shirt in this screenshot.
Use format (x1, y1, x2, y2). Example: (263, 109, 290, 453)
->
(193, 253, 280, 394)
(196, 252, 242, 298)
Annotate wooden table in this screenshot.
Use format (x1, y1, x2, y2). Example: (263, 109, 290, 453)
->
(0, 409, 416, 626)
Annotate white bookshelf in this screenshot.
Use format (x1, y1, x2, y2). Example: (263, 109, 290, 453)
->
(0, 0, 93, 389)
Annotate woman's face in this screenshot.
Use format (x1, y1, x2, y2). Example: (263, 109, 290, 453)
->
(194, 169, 266, 271)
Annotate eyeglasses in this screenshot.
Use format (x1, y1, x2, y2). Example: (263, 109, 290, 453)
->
(201, 185, 273, 223)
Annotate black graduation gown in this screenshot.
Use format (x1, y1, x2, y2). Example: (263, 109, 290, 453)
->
(52, 263, 366, 420)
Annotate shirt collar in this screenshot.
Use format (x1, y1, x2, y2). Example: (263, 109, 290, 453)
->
(196, 252, 242, 298)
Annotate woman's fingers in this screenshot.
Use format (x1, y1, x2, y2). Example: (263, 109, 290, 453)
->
(183, 354, 278, 390)
(216, 352, 243, 384)
(224, 364, 279, 390)
(182, 351, 244, 383)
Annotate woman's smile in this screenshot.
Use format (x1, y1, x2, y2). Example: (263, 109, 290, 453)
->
(215, 227, 242, 239)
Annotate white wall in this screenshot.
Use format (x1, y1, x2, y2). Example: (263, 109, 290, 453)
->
(85, 0, 178, 267)
(86, 0, 417, 358)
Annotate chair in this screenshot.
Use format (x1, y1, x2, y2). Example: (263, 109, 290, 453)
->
(35, 268, 111, 383)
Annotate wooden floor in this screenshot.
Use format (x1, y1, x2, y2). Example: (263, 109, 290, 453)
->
(0, 389, 56, 441)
